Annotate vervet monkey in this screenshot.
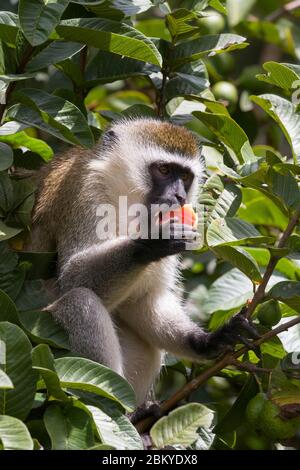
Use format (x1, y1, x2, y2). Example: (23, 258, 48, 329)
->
(29, 118, 258, 406)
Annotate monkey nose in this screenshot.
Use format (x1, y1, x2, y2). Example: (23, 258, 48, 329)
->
(175, 194, 186, 206)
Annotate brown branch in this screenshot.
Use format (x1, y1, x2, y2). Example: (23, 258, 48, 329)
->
(156, 67, 168, 119)
(135, 316, 300, 434)
(245, 203, 300, 319)
(266, 0, 300, 22)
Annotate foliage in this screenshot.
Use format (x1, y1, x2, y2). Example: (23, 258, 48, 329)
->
(0, 0, 300, 451)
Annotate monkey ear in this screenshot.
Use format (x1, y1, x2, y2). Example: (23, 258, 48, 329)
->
(102, 129, 119, 147)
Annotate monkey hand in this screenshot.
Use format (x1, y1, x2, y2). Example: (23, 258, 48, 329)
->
(134, 217, 200, 263)
(190, 312, 260, 360)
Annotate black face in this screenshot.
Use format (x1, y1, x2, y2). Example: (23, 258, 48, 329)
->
(147, 161, 194, 207)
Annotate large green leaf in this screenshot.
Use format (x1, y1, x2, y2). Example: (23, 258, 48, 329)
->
(257, 62, 300, 92)
(212, 246, 262, 282)
(251, 94, 300, 162)
(0, 143, 13, 171)
(19, 310, 70, 350)
(194, 111, 256, 163)
(26, 41, 85, 72)
(0, 370, 13, 390)
(44, 403, 94, 450)
(0, 12, 19, 44)
(55, 18, 162, 66)
(19, 0, 69, 46)
(269, 281, 300, 311)
(54, 357, 136, 411)
(150, 403, 215, 449)
(226, 0, 256, 27)
(7, 88, 94, 148)
(238, 188, 288, 231)
(82, 400, 143, 450)
(206, 217, 273, 247)
(32, 344, 69, 401)
(170, 34, 247, 65)
(0, 288, 69, 349)
(85, 50, 148, 87)
(203, 268, 285, 314)
(0, 322, 37, 420)
(165, 60, 209, 101)
(0, 415, 33, 450)
(0, 131, 53, 161)
(199, 175, 242, 226)
(214, 376, 258, 434)
(0, 220, 22, 241)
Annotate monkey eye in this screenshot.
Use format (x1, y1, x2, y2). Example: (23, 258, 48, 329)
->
(158, 164, 170, 176)
(181, 172, 191, 182)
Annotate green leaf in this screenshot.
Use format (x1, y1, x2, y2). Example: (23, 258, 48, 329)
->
(267, 168, 300, 211)
(26, 41, 85, 72)
(7, 88, 94, 148)
(0, 131, 53, 161)
(269, 281, 300, 311)
(31, 344, 68, 401)
(251, 94, 300, 162)
(214, 376, 258, 434)
(0, 142, 13, 171)
(0, 415, 34, 450)
(257, 62, 300, 91)
(83, 401, 143, 450)
(166, 9, 200, 42)
(0, 220, 22, 241)
(150, 403, 215, 449)
(170, 34, 247, 65)
(199, 176, 242, 225)
(0, 172, 13, 212)
(0, 370, 13, 389)
(0, 287, 69, 349)
(0, 322, 37, 420)
(0, 12, 19, 44)
(44, 403, 94, 450)
(85, 51, 148, 87)
(206, 217, 273, 247)
(213, 246, 262, 282)
(226, 0, 256, 27)
(203, 269, 285, 314)
(19, 310, 70, 350)
(19, 0, 69, 46)
(194, 111, 256, 163)
(238, 188, 288, 231)
(54, 357, 136, 411)
(278, 317, 300, 353)
(0, 243, 18, 274)
(55, 18, 162, 66)
(165, 60, 209, 101)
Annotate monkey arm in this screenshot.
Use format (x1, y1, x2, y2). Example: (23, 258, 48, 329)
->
(58, 237, 149, 312)
(120, 292, 259, 361)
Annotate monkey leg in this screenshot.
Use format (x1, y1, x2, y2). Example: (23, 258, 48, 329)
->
(117, 320, 162, 405)
(46, 287, 124, 375)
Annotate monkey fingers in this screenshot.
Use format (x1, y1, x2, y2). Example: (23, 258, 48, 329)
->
(129, 400, 163, 425)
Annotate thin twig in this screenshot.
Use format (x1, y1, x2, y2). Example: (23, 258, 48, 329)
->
(266, 0, 300, 22)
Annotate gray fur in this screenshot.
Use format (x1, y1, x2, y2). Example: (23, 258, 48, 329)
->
(30, 118, 208, 405)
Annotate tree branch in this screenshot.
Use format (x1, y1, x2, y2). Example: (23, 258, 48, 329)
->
(135, 315, 300, 434)
(245, 203, 300, 319)
(266, 0, 300, 22)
